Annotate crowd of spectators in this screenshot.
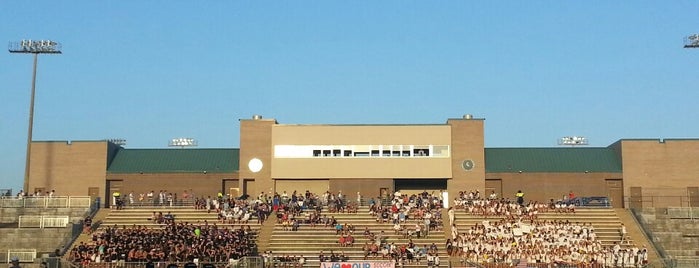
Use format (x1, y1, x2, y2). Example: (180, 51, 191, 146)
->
(11, 189, 57, 198)
(69, 222, 257, 266)
(67, 186, 647, 267)
(448, 191, 646, 267)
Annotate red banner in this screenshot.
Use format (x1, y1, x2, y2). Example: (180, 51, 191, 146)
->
(319, 261, 395, 268)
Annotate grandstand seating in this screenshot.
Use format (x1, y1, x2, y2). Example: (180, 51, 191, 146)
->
(100, 207, 261, 229)
(65, 206, 262, 265)
(59, 201, 668, 267)
(266, 205, 447, 268)
(452, 207, 631, 247)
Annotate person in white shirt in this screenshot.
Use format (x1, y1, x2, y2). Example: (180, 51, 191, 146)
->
(619, 223, 628, 244)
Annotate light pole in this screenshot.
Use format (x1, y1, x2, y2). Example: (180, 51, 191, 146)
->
(8, 40, 62, 194)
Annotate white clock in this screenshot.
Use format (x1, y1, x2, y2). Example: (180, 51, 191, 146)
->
(248, 158, 263, 173)
(462, 159, 475, 171)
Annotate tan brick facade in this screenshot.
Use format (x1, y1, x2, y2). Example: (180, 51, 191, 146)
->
(28, 141, 110, 198)
(27, 117, 699, 208)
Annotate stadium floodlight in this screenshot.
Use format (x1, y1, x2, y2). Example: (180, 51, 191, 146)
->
(558, 136, 589, 146)
(106, 139, 127, 147)
(684, 34, 699, 48)
(9, 39, 62, 193)
(169, 138, 198, 148)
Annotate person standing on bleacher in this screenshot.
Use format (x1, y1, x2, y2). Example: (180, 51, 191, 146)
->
(515, 190, 525, 206)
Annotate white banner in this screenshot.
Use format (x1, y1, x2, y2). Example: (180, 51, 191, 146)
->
(320, 261, 395, 268)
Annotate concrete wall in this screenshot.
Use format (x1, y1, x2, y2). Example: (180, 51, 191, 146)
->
(0, 227, 74, 255)
(0, 208, 90, 224)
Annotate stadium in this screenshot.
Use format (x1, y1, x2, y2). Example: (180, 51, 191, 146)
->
(2, 114, 698, 268)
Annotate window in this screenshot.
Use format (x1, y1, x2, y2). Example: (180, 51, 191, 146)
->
(414, 149, 429, 156)
(354, 151, 369, 157)
(433, 145, 450, 157)
(275, 145, 448, 158)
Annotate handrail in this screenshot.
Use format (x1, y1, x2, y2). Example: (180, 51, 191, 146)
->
(18, 215, 70, 228)
(59, 198, 101, 258)
(6, 249, 36, 263)
(0, 196, 92, 208)
(666, 207, 699, 219)
(67, 256, 264, 268)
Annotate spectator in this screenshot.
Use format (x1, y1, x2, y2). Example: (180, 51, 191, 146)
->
(10, 257, 21, 268)
(515, 190, 525, 206)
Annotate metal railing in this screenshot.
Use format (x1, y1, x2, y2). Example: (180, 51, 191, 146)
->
(68, 257, 264, 268)
(666, 207, 699, 219)
(6, 249, 36, 263)
(0, 196, 92, 208)
(18, 216, 70, 228)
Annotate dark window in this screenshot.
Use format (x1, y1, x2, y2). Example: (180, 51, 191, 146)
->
(354, 152, 369, 157)
(414, 149, 429, 156)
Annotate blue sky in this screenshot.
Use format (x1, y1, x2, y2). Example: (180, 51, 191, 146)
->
(1, 1, 698, 192)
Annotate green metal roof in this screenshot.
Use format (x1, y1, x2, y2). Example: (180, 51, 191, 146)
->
(485, 147, 622, 173)
(107, 148, 239, 173)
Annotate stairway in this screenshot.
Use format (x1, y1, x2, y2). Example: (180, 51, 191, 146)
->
(256, 211, 278, 253)
(614, 208, 661, 264)
(64, 208, 110, 253)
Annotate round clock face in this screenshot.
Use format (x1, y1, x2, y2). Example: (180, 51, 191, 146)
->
(462, 159, 475, 171)
(248, 158, 263, 173)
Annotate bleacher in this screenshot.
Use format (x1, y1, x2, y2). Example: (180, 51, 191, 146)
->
(452, 207, 631, 247)
(266, 205, 448, 268)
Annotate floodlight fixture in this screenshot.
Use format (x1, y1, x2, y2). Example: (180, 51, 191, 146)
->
(9, 39, 62, 193)
(106, 139, 127, 147)
(169, 138, 198, 148)
(684, 34, 699, 48)
(558, 136, 589, 146)
(9, 40, 62, 54)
